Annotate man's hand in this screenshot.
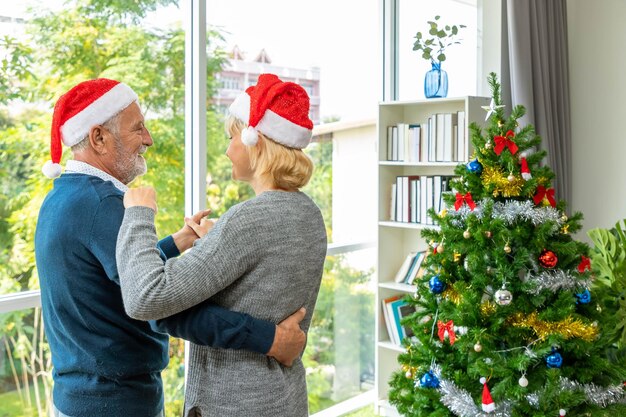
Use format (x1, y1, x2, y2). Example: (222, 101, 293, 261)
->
(267, 308, 307, 367)
(184, 216, 216, 239)
(124, 186, 158, 212)
(171, 209, 211, 252)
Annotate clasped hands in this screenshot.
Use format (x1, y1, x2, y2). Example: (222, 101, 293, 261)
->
(124, 186, 215, 252)
(124, 186, 307, 366)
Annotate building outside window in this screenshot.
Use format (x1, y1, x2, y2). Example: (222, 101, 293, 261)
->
(0, 0, 481, 415)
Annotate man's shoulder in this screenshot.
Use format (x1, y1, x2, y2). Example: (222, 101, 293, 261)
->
(40, 175, 124, 221)
(58, 174, 124, 201)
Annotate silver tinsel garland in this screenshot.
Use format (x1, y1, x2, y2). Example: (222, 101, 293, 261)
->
(447, 199, 564, 231)
(559, 377, 625, 407)
(524, 270, 591, 295)
(431, 364, 513, 417)
(421, 364, 626, 415)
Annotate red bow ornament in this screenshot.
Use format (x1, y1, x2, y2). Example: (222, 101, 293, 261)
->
(494, 130, 518, 156)
(578, 255, 591, 273)
(454, 192, 476, 211)
(533, 185, 556, 207)
(437, 320, 456, 345)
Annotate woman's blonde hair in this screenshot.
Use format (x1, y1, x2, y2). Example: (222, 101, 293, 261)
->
(226, 115, 314, 190)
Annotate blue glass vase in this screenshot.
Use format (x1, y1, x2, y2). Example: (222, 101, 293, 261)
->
(424, 61, 448, 98)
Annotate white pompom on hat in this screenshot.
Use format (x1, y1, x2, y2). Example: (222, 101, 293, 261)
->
(228, 73, 314, 149)
(43, 78, 138, 178)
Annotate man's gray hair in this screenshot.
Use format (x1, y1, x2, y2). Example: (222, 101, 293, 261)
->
(70, 111, 123, 154)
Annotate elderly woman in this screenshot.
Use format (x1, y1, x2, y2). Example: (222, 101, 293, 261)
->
(116, 73, 327, 417)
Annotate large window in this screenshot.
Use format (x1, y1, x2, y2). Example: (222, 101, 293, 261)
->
(398, 0, 477, 100)
(1, 0, 378, 416)
(202, 1, 378, 414)
(0, 1, 186, 414)
(383, 0, 478, 101)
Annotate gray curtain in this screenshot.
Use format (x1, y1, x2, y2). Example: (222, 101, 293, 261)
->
(502, 0, 572, 205)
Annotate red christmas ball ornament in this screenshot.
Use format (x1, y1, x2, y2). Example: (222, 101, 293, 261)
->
(539, 249, 558, 268)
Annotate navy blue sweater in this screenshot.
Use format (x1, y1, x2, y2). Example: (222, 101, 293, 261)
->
(35, 174, 275, 417)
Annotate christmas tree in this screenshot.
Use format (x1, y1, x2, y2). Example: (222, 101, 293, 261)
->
(388, 73, 626, 417)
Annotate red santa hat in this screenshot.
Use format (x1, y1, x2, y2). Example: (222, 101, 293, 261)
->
(480, 377, 495, 413)
(43, 78, 138, 178)
(228, 73, 314, 149)
(520, 157, 532, 180)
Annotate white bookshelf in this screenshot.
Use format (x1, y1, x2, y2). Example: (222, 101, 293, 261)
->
(375, 96, 489, 415)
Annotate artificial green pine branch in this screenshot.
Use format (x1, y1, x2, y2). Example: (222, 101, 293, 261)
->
(388, 73, 625, 416)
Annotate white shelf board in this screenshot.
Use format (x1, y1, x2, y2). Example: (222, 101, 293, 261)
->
(378, 161, 461, 167)
(378, 282, 416, 292)
(377, 399, 402, 417)
(377, 340, 407, 353)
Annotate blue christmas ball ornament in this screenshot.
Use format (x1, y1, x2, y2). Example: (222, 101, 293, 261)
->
(466, 159, 483, 174)
(429, 275, 446, 294)
(419, 370, 440, 388)
(546, 349, 563, 368)
(575, 289, 591, 304)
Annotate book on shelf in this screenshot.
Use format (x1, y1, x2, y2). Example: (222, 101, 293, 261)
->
(377, 112, 466, 163)
(383, 296, 417, 345)
(456, 111, 466, 161)
(389, 183, 397, 221)
(393, 300, 416, 343)
(440, 176, 453, 211)
(394, 251, 418, 283)
(385, 123, 422, 162)
(395, 176, 403, 222)
(388, 175, 457, 225)
(420, 122, 429, 162)
(410, 177, 420, 223)
(394, 175, 419, 223)
(442, 112, 458, 162)
(391, 250, 428, 285)
(425, 176, 434, 225)
(386, 125, 393, 161)
(435, 113, 445, 162)
(381, 295, 402, 344)
(403, 250, 427, 285)
(427, 115, 436, 162)
(389, 111, 466, 163)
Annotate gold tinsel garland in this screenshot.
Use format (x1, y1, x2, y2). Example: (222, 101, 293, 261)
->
(480, 301, 497, 316)
(481, 166, 524, 197)
(509, 312, 598, 342)
(442, 287, 461, 305)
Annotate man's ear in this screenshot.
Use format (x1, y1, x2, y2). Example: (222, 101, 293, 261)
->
(89, 125, 108, 155)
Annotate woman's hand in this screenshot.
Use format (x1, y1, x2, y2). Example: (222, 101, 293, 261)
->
(124, 187, 157, 213)
(185, 216, 216, 239)
(172, 209, 211, 252)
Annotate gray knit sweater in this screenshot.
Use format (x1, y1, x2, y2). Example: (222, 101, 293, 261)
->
(116, 191, 327, 417)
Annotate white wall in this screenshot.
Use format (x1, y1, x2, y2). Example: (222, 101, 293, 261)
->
(567, 0, 626, 239)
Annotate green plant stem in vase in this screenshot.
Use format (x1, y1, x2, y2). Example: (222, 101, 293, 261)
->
(413, 15, 465, 98)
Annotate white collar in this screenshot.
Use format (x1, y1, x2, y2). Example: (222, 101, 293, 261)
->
(65, 160, 128, 193)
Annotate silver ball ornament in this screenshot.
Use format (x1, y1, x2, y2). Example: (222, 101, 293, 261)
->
(495, 288, 513, 305)
(507, 173, 515, 182)
(463, 229, 471, 239)
(474, 342, 482, 352)
(518, 376, 529, 387)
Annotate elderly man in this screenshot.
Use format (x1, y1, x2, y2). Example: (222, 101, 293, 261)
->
(35, 78, 306, 417)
